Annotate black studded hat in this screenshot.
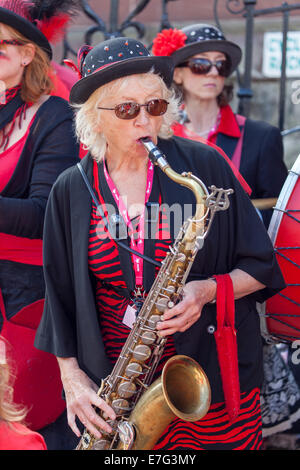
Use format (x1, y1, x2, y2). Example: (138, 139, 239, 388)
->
(69, 37, 174, 104)
(174, 24, 241, 75)
(153, 23, 241, 76)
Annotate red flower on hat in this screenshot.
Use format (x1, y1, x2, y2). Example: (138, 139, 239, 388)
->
(152, 28, 187, 57)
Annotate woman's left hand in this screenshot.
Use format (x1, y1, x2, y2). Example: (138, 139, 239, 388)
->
(156, 279, 216, 336)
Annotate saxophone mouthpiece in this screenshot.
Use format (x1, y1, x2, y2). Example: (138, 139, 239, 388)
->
(140, 138, 168, 169)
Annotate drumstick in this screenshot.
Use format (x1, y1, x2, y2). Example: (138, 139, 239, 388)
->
(252, 198, 278, 210)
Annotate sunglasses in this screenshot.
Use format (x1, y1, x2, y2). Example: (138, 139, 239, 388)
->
(97, 98, 169, 120)
(0, 39, 24, 46)
(179, 58, 230, 77)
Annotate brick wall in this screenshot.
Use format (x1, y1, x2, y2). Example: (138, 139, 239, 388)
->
(71, 0, 300, 27)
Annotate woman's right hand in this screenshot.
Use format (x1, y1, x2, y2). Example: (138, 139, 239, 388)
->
(57, 357, 116, 439)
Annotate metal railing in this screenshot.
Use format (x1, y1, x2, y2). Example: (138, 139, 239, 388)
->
(62, 0, 175, 60)
(214, 0, 300, 133)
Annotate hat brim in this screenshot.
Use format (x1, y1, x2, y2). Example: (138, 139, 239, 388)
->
(172, 40, 241, 76)
(70, 55, 174, 104)
(0, 7, 52, 58)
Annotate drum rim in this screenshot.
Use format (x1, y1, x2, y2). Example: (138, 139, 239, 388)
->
(268, 154, 300, 244)
(260, 154, 300, 343)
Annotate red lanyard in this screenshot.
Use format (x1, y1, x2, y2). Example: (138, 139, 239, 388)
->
(103, 159, 154, 287)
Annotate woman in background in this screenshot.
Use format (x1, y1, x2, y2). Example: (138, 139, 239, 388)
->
(153, 23, 300, 448)
(152, 23, 288, 227)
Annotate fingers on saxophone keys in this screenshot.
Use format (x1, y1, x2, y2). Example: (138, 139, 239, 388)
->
(78, 408, 111, 438)
(94, 395, 116, 423)
(157, 317, 183, 336)
(157, 311, 195, 336)
(77, 411, 103, 439)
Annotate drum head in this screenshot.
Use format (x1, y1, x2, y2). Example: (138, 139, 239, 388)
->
(260, 155, 300, 343)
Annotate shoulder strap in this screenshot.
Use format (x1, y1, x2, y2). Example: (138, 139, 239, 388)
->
(76, 162, 161, 268)
(231, 115, 246, 170)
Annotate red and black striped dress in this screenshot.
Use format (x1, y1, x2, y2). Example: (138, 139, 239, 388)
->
(88, 183, 263, 451)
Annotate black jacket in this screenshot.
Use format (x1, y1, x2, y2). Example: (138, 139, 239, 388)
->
(216, 116, 288, 227)
(35, 136, 286, 403)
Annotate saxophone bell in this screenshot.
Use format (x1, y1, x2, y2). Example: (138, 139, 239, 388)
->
(117, 355, 211, 450)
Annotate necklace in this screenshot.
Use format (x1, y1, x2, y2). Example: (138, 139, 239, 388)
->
(182, 106, 221, 138)
(195, 125, 216, 137)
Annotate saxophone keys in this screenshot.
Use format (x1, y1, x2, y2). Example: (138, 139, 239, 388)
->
(156, 297, 169, 312)
(147, 314, 161, 329)
(80, 431, 91, 449)
(176, 252, 186, 263)
(112, 398, 131, 415)
(117, 421, 135, 449)
(140, 330, 157, 344)
(125, 362, 143, 377)
(117, 381, 137, 398)
(132, 344, 152, 361)
(91, 439, 111, 450)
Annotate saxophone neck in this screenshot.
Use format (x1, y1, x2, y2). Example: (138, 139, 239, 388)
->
(140, 138, 208, 207)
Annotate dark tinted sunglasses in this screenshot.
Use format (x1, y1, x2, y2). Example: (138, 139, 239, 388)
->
(179, 58, 230, 77)
(97, 98, 169, 120)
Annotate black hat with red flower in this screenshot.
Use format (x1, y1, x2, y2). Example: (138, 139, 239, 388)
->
(69, 37, 174, 105)
(0, 0, 78, 59)
(152, 23, 242, 76)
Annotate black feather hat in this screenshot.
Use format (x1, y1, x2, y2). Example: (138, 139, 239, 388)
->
(0, 0, 78, 59)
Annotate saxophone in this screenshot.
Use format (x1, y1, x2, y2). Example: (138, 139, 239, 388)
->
(77, 138, 233, 450)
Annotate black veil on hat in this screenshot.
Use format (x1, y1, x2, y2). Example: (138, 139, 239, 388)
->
(0, 0, 78, 59)
(153, 23, 242, 76)
(69, 37, 174, 105)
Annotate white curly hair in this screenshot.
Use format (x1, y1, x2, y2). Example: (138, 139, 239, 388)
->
(73, 70, 180, 162)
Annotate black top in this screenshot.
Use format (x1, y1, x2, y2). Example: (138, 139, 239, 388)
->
(34, 136, 286, 403)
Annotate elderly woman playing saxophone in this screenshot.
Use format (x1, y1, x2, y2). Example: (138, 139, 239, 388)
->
(35, 37, 285, 451)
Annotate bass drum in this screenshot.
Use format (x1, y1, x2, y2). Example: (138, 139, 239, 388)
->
(260, 155, 300, 343)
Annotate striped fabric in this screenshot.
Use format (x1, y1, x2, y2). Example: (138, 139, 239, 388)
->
(88, 196, 177, 370)
(88, 186, 263, 450)
(154, 387, 263, 450)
